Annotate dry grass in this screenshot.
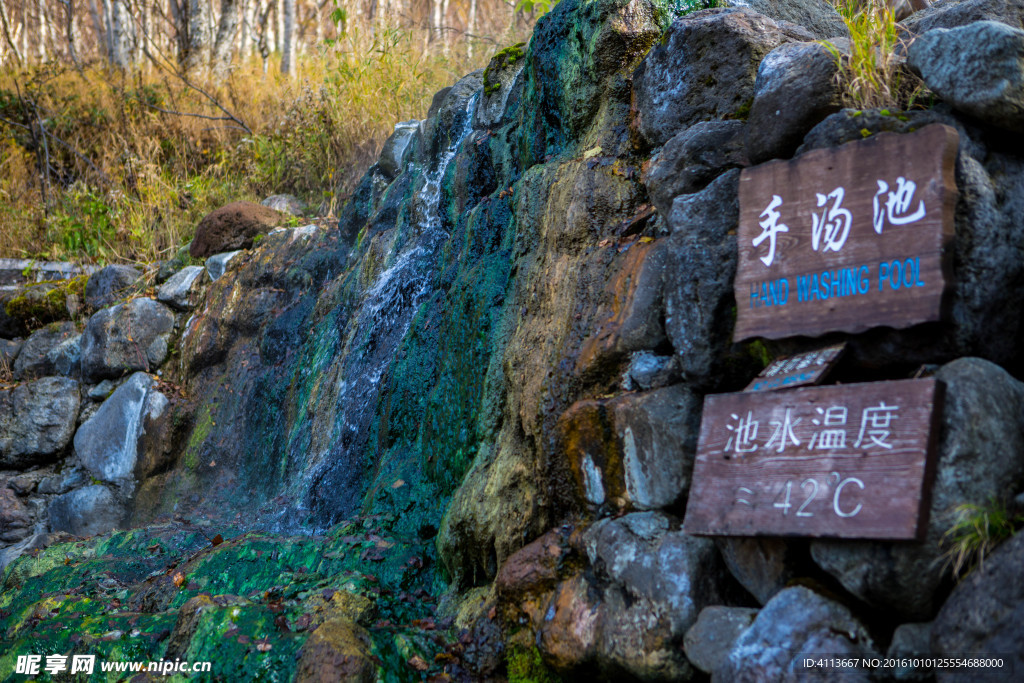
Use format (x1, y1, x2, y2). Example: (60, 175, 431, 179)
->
(0, 26, 498, 264)
(824, 0, 923, 110)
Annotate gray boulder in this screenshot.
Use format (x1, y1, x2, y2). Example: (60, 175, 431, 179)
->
(260, 194, 307, 216)
(746, 40, 842, 163)
(74, 372, 166, 485)
(931, 532, 1024, 680)
(80, 298, 175, 381)
(12, 321, 78, 380)
(684, 606, 759, 675)
(664, 169, 743, 388)
(584, 512, 733, 680)
(634, 8, 808, 147)
(47, 484, 124, 537)
(714, 586, 879, 682)
(84, 264, 143, 309)
(377, 121, 419, 180)
(0, 377, 80, 468)
(811, 358, 1024, 619)
(156, 265, 205, 311)
(205, 251, 242, 282)
(723, 0, 849, 39)
(908, 21, 1024, 132)
(901, 0, 1024, 35)
(645, 120, 748, 218)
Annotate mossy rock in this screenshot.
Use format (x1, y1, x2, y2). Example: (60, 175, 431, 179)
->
(483, 43, 527, 96)
(2, 275, 88, 332)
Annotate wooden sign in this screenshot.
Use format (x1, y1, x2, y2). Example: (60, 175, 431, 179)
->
(745, 343, 846, 393)
(683, 378, 943, 539)
(734, 124, 958, 341)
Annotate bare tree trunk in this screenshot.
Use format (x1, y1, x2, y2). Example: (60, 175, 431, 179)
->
(168, 0, 186, 60)
(107, 0, 133, 66)
(60, 0, 80, 65)
(36, 0, 47, 60)
(182, 0, 210, 74)
(211, 0, 238, 79)
(0, 0, 22, 64)
(430, 0, 440, 43)
(467, 0, 476, 58)
(279, 0, 292, 74)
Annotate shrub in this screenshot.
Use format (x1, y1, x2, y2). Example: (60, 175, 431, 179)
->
(941, 497, 1024, 580)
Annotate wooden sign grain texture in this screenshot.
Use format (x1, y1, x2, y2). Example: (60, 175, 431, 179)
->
(745, 343, 846, 392)
(684, 378, 943, 539)
(734, 124, 959, 341)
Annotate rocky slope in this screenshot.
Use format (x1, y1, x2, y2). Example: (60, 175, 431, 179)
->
(3, 0, 1024, 680)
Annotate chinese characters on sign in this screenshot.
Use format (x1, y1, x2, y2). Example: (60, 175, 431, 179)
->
(683, 378, 943, 539)
(734, 124, 959, 341)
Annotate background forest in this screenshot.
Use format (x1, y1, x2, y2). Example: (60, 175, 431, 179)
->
(0, 0, 539, 262)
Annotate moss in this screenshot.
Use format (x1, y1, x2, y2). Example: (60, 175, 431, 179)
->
(182, 404, 214, 470)
(507, 644, 562, 683)
(729, 97, 753, 122)
(747, 339, 772, 369)
(483, 43, 527, 96)
(3, 274, 88, 331)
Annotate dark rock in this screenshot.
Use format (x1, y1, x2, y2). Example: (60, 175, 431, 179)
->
(684, 606, 759, 675)
(84, 265, 143, 309)
(811, 358, 1024, 619)
(205, 251, 242, 281)
(901, 0, 1024, 35)
(294, 618, 376, 683)
(0, 290, 27, 339)
(156, 265, 205, 311)
(559, 385, 702, 510)
(47, 484, 124, 537)
(723, 0, 849, 39)
(716, 537, 805, 605)
(664, 169, 744, 388)
(80, 298, 175, 381)
(0, 487, 31, 543)
(646, 120, 748, 218)
(0, 376, 80, 468)
(75, 372, 167, 485)
(634, 8, 806, 147)
(714, 586, 879, 682)
(746, 40, 842, 163)
(260, 194, 307, 216)
(888, 622, 934, 681)
(908, 21, 1024, 132)
(377, 121, 418, 180)
(931, 532, 1024, 681)
(582, 512, 734, 680)
(189, 201, 287, 259)
(416, 70, 483, 162)
(12, 321, 78, 380)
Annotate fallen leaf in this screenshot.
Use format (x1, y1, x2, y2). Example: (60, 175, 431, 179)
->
(210, 534, 223, 546)
(391, 479, 405, 489)
(172, 572, 186, 588)
(408, 655, 429, 671)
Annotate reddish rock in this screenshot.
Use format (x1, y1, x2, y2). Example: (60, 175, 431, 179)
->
(495, 526, 580, 599)
(295, 618, 376, 683)
(0, 487, 31, 543)
(189, 201, 286, 259)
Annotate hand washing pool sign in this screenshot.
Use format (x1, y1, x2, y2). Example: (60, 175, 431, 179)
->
(733, 124, 959, 341)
